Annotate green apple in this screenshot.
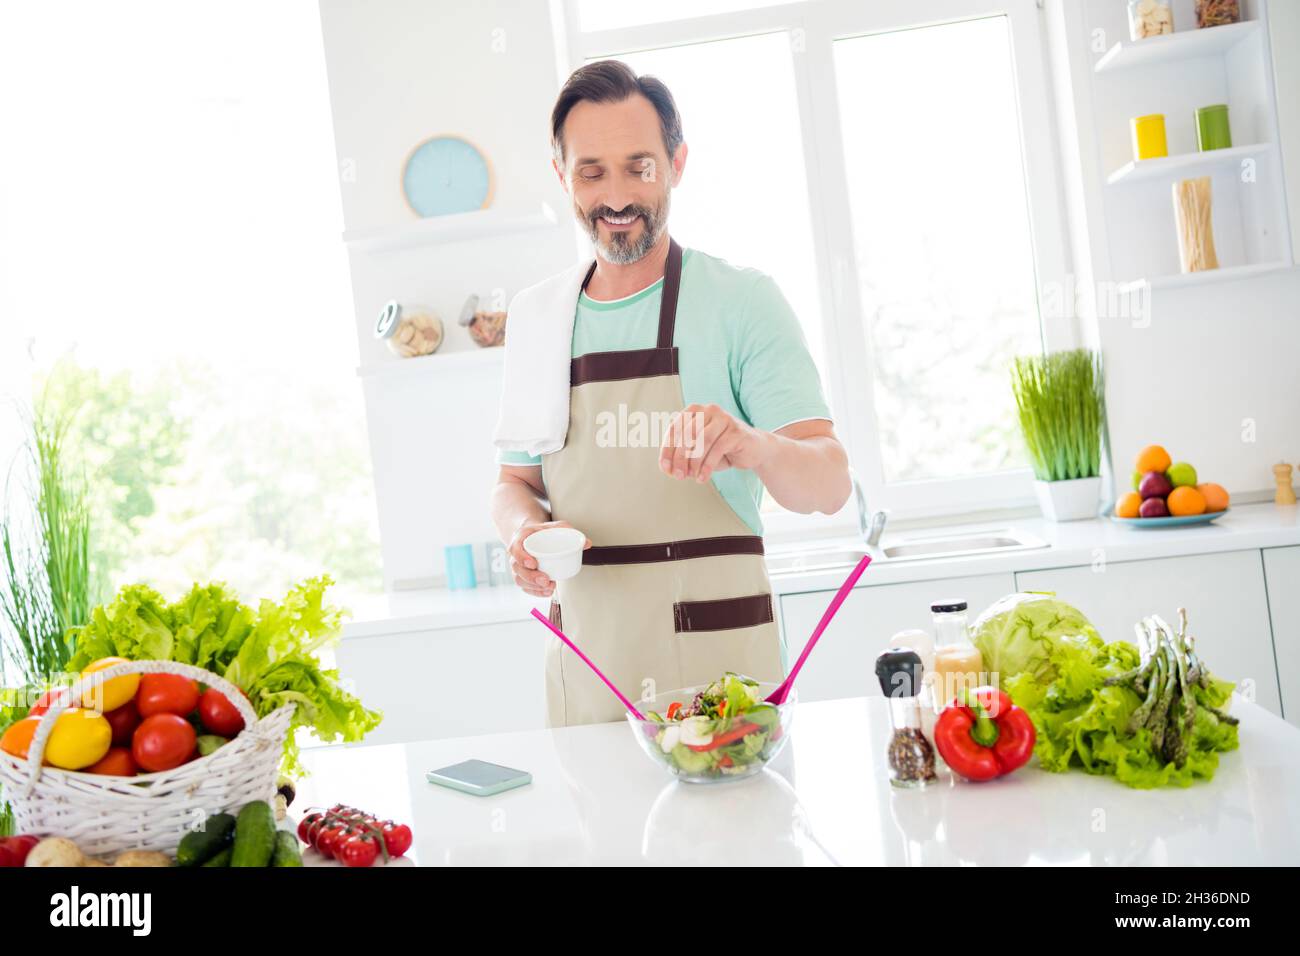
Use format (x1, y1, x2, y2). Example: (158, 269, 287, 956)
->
(1167, 461, 1198, 488)
(1132, 468, 1143, 490)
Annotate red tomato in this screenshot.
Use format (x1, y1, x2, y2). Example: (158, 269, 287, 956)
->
(197, 688, 245, 737)
(337, 832, 381, 868)
(131, 713, 196, 772)
(316, 822, 352, 858)
(86, 746, 138, 776)
(104, 700, 141, 746)
(379, 821, 413, 857)
(27, 687, 70, 717)
(135, 674, 200, 718)
(298, 812, 325, 847)
(0, 835, 39, 866)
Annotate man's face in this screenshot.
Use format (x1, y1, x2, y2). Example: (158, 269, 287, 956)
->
(556, 94, 681, 265)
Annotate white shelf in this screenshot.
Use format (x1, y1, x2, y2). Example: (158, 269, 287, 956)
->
(1116, 261, 1295, 295)
(343, 203, 558, 253)
(1106, 142, 1273, 185)
(1093, 20, 1260, 74)
(356, 345, 504, 380)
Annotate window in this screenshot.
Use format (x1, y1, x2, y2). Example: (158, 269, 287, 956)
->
(0, 1, 382, 605)
(833, 16, 1044, 484)
(565, 0, 1068, 524)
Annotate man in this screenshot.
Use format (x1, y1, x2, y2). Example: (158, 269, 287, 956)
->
(492, 60, 850, 727)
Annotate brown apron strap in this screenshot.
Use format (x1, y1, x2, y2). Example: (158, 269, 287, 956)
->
(584, 534, 764, 567)
(576, 236, 682, 350)
(657, 237, 683, 349)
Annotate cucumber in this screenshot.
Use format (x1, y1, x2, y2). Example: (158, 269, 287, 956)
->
(230, 800, 276, 867)
(201, 846, 233, 867)
(175, 812, 236, 867)
(271, 829, 303, 867)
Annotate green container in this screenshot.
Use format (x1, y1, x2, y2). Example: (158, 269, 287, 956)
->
(1196, 104, 1232, 151)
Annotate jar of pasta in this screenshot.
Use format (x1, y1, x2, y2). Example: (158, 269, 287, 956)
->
(1195, 0, 1240, 29)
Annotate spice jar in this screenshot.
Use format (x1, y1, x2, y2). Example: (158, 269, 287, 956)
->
(1128, 0, 1173, 40)
(875, 647, 937, 789)
(458, 293, 507, 348)
(1195, 0, 1240, 29)
(374, 300, 444, 358)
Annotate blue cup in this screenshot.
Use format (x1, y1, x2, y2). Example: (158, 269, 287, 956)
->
(444, 544, 478, 590)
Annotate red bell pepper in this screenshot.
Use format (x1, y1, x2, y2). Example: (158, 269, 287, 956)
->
(933, 686, 1036, 782)
(685, 720, 759, 752)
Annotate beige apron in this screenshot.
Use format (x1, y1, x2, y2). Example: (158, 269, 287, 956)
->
(541, 238, 784, 727)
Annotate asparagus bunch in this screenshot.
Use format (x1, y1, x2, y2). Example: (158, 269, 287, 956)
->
(1102, 608, 1237, 768)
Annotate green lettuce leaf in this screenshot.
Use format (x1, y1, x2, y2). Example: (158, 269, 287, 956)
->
(971, 592, 1101, 684)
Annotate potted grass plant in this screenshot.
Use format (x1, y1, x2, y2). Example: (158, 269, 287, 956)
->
(1011, 348, 1106, 522)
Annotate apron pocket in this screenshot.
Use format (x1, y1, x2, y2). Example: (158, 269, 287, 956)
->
(673, 593, 773, 633)
(549, 600, 563, 631)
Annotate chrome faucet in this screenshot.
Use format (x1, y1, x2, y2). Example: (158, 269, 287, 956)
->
(850, 468, 889, 549)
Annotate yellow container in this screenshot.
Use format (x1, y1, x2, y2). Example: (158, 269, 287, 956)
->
(1131, 113, 1168, 161)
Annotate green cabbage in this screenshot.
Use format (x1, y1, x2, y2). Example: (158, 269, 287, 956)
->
(971, 592, 1100, 684)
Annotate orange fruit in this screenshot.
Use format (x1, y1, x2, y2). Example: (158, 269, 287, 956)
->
(1198, 482, 1229, 512)
(1167, 485, 1207, 517)
(1135, 444, 1172, 474)
(1115, 492, 1142, 518)
(1, 716, 39, 760)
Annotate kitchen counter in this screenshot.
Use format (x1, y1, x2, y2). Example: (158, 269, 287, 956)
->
(342, 503, 1299, 638)
(293, 695, 1300, 866)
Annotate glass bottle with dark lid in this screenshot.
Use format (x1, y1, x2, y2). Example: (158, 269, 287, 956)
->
(875, 647, 937, 789)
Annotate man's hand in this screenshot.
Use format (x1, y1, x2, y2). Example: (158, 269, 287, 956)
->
(507, 520, 592, 598)
(658, 403, 772, 484)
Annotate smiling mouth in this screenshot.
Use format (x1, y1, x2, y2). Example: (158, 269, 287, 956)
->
(598, 213, 641, 229)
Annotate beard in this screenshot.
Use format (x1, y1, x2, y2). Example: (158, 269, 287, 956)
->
(578, 189, 671, 265)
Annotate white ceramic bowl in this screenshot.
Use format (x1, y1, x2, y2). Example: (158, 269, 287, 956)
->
(522, 526, 586, 581)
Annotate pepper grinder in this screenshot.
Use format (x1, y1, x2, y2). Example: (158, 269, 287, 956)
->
(874, 647, 937, 789)
(1274, 463, 1296, 506)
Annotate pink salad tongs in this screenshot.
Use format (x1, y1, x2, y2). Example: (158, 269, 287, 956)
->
(530, 607, 646, 720)
(765, 554, 872, 705)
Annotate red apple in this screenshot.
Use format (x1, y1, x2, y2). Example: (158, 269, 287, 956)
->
(1139, 496, 1169, 518)
(1138, 471, 1173, 500)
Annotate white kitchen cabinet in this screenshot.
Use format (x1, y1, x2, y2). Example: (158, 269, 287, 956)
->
(1263, 546, 1300, 727)
(1016, 549, 1281, 716)
(776, 573, 1016, 703)
(333, 620, 545, 746)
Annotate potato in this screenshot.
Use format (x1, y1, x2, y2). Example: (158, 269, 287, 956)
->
(25, 837, 85, 867)
(113, 850, 172, 867)
(82, 857, 110, 867)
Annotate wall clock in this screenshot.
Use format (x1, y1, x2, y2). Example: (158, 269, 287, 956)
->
(402, 135, 493, 218)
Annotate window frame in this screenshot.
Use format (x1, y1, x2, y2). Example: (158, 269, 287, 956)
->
(561, 0, 1076, 532)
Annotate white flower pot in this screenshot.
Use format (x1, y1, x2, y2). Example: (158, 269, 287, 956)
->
(1033, 476, 1101, 522)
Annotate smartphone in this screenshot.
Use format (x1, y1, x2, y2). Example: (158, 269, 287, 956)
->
(426, 759, 532, 796)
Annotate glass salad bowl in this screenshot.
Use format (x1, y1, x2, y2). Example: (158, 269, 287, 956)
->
(628, 675, 796, 784)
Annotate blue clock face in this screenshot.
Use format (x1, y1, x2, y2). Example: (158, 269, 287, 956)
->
(403, 136, 491, 217)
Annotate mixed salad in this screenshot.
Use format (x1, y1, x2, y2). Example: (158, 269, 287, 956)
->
(643, 673, 783, 777)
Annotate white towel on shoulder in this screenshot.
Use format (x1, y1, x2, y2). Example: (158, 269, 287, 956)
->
(493, 256, 596, 459)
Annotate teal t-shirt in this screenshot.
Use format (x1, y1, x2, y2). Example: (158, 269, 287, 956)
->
(497, 248, 832, 535)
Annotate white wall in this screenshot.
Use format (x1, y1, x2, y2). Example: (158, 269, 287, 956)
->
(318, 0, 581, 588)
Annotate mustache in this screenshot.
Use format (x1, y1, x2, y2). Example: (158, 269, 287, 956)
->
(587, 204, 653, 223)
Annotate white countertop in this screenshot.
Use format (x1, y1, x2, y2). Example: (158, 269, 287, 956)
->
(293, 695, 1300, 866)
(342, 503, 1300, 638)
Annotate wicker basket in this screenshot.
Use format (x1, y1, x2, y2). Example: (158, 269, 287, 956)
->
(0, 660, 293, 857)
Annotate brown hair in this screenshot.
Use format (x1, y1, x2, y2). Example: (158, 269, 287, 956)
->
(551, 60, 684, 163)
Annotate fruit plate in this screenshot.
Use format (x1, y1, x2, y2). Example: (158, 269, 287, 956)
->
(1108, 507, 1230, 529)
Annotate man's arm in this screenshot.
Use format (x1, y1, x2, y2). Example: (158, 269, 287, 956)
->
(658, 406, 851, 515)
(490, 464, 589, 598)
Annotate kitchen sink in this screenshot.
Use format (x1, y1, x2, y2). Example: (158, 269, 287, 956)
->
(766, 528, 1046, 573)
